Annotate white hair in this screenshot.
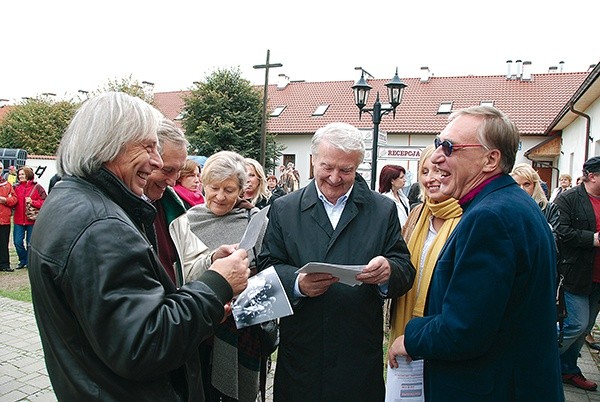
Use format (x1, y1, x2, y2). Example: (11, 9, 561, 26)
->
(310, 122, 365, 162)
(57, 92, 164, 177)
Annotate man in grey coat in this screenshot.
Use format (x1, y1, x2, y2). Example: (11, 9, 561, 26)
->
(258, 122, 415, 402)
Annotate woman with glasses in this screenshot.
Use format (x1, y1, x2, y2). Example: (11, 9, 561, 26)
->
(378, 165, 411, 227)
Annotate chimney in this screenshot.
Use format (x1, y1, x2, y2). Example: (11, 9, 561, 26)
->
(420, 66, 431, 82)
(548, 66, 558, 73)
(521, 61, 532, 81)
(506, 60, 513, 79)
(277, 74, 290, 89)
(559, 61, 565, 72)
(515, 60, 523, 79)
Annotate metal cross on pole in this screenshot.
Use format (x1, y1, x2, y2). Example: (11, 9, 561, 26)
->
(253, 50, 282, 167)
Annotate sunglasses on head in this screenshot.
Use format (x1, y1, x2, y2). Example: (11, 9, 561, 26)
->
(434, 136, 488, 157)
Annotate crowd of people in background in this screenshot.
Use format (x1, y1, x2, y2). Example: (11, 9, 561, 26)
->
(5, 91, 597, 401)
(0, 163, 46, 272)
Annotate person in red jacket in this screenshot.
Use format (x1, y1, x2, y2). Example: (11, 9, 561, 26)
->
(13, 166, 46, 269)
(0, 163, 17, 272)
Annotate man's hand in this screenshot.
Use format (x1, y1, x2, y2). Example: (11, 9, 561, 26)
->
(211, 244, 238, 262)
(221, 302, 232, 323)
(387, 335, 411, 368)
(298, 272, 339, 297)
(356, 256, 391, 285)
(209, 248, 249, 296)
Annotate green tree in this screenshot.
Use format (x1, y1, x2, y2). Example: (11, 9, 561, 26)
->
(0, 98, 78, 155)
(182, 67, 284, 172)
(99, 75, 155, 105)
(0, 77, 155, 157)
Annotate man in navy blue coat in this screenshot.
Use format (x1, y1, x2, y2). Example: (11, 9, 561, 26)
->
(388, 106, 563, 401)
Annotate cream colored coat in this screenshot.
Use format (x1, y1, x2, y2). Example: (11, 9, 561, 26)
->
(169, 214, 213, 286)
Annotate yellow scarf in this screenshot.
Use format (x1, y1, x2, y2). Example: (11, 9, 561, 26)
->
(389, 197, 462, 341)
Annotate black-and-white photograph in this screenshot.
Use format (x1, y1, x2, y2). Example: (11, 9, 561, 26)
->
(232, 266, 293, 329)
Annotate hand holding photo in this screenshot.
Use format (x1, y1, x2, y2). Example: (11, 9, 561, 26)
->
(232, 266, 293, 329)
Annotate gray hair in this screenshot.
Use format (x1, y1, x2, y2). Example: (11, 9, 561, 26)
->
(201, 151, 247, 191)
(310, 122, 365, 162)
(57, 92, 164, 177)
(448, 106, 519, 174)
(157, 119, 188, 155)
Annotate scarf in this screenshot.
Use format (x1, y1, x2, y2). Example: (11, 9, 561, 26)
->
(389, 196, 462, 340)
(173, 184, 204, 207)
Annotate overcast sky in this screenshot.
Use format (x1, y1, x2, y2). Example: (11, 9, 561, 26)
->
(1, 0, 597, 103)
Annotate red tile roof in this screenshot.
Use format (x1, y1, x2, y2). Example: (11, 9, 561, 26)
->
(153, 91, 187, 129)
(154, 72, 590, 137)
(0, 106, 13, 120)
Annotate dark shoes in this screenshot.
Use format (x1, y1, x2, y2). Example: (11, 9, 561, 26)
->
(0, 266, 14, 272)
(562, 373, 598, 391)
(586, 340, 600, 352)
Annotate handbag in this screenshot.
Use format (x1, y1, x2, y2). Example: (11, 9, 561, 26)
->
(25, 185, 40, 221)
(26, 203, 40, 221)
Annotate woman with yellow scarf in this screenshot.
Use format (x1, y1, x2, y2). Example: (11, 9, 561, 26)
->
(388, 145, 463, 344)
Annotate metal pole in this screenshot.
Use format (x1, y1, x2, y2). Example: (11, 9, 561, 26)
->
(370, 93, 382, 190)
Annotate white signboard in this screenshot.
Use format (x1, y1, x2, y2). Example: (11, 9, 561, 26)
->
(379, 147, 423, 161)
(359, 128, 387, 145)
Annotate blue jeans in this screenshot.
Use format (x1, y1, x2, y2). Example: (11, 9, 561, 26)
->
(13, 224, 34, 267)
(559, 283, 600, 374)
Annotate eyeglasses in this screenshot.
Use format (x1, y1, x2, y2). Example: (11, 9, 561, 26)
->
(434, 136, 489, 157)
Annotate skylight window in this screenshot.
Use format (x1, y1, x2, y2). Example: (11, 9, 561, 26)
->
(437, 102, 453, 114)
(480, 101, 494, 107)
(313, 104, 329, 116)
(270, 106, 286, 117)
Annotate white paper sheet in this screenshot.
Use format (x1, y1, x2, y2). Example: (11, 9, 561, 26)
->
(385, 358, 424, 402)
(295, 262, 365, 286)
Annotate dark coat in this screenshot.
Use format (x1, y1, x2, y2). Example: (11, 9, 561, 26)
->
(555, 183, 597, 295)
(29, 168, 233, 401)
(404, 175, 563, 401)
(258, 174, 415, 402)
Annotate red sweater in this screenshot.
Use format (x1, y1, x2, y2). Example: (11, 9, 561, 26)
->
(13, 180, 47, 225)
(0, 179, 17, 225)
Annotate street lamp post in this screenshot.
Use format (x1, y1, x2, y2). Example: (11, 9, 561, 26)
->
(352, 68, 407, 190)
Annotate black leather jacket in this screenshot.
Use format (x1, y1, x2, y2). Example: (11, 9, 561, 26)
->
(555, 184, 597, 295)
(29, 168, 232, 401)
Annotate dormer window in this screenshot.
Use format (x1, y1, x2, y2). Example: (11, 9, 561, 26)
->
(312, 104, 329, 116)
(480, 101, 494, 107)
(270, 106, 286, 117)
(437, 102, 452, 114)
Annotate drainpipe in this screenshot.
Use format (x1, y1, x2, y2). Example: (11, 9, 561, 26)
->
(569, 102, 592, 161)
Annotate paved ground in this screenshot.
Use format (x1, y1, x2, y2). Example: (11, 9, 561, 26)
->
(1, 294, 599, 402)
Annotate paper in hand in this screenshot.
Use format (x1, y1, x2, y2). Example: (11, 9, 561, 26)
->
(295, 262, 365, 286)
(238, 206, 269, 251)
(232, 266, 293, 329)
